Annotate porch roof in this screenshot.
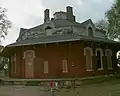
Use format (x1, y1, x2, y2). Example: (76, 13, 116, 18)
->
(6, 35, 118, 47)
(0, 34, 119, 57)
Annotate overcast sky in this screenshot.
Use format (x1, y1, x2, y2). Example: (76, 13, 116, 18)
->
(0, 0, 114, 46)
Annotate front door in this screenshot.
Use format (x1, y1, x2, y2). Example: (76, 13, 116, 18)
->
(25, 58, 34, 78)
(24, 50, 35, 78)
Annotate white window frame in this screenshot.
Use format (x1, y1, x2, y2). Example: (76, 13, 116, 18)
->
(95, 48, 104, 70)
(62, 58, 68, 73)
(44, 61, 49, 73)
(105, 49, 113, 69)
(84, 47, 93, 71)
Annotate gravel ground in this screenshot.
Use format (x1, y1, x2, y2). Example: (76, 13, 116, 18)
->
(0, 79, 120, 96)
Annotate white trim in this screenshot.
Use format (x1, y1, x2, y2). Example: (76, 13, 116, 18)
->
(98, 68, 104, 70)
(108, 68, 113, 70)
(23, 50, 35, 59)
(105, 49, 112, 56)
(84, 47, 93, 56)
(86, 69, 93, 71)
(95, 48, 103, 56)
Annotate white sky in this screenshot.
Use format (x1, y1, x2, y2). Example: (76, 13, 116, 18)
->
(0, 0, 114, 46)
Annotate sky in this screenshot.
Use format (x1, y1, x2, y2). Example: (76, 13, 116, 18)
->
(0, 0, 114, 46)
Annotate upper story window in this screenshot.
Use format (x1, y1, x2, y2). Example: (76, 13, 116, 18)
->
(45, 26, 53, 36)
(88, 27, 93, 37)
(45, 26, 52, 30)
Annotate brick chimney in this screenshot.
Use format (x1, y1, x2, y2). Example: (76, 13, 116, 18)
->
(66, 6, 75, 22)
(44, 9, 50, 22)
(66, 6, 73, 16)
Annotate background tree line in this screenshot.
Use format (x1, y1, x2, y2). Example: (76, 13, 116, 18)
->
(95, 0, 120, 65)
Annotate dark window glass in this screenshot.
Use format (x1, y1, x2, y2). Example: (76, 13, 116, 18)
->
(97, 51, 101, 68)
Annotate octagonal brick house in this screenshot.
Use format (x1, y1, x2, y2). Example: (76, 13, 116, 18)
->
(1, 6, 120, 79)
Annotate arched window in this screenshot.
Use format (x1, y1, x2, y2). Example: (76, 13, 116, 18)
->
(45, 26, 52, 30)
(95, 48, 103, 70)
(84, 47, 93, 71)
(45, 26, 53, 36)
(88, 27, 93, 37)
(105, 49, 112, 69)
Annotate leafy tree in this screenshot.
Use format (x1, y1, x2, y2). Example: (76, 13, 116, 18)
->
(95, 19, 108, 32)
(0, 6, 11, 72)
(105, 0, 120, 40)
(0, 7, 11, 42)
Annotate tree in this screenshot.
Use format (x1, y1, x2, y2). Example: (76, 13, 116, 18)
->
(0, 7, 11, 42)
(0, 7, 11, 73)
(95, 19, 108, 32)
(106, 0, 120, 40)
(95, 19, 109, 39)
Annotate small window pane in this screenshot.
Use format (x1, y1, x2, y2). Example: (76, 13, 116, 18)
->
(62, 59, 68, 73)
(44, 61, 49, 73)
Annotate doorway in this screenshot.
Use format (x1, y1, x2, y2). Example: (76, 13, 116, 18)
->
(24, 50, 35, 78)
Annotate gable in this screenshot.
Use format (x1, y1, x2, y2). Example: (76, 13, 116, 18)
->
(81, 19, 95, 28)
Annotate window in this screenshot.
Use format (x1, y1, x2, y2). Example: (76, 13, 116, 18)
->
(95, 48, 103, 70)
(84, 47, 93, 71)
(105, 49, 112, 69)
(88, 27, 93, 37)
(11, 53, 16, 73)
(62, 58, 68, 73)
(45, 26, 52, 29)
(44, 61, 49, 73)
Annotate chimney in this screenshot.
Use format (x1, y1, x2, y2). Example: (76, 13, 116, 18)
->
(66, 6, 75, 22)
(66, 6, 73, 16)
(44, 9, 50, 22)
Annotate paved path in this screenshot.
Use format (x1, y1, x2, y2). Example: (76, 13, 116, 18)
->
(1, 79, 120, 96)
(0, 85, 53, 96)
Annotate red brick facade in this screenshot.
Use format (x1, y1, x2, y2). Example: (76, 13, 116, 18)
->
(9, 41, 117, 79)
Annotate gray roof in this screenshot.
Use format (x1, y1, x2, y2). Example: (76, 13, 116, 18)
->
(7, 34, 118, 48)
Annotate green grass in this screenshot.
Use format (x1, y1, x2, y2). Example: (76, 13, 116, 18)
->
(55, 78, 120, 96)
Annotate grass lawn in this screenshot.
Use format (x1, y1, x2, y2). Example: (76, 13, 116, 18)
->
(56, 79, 120, 96)
(0, 78, 120, 96)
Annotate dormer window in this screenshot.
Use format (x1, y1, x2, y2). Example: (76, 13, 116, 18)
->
(45, 26, 52, 30)
(88, 27, 93, 37)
